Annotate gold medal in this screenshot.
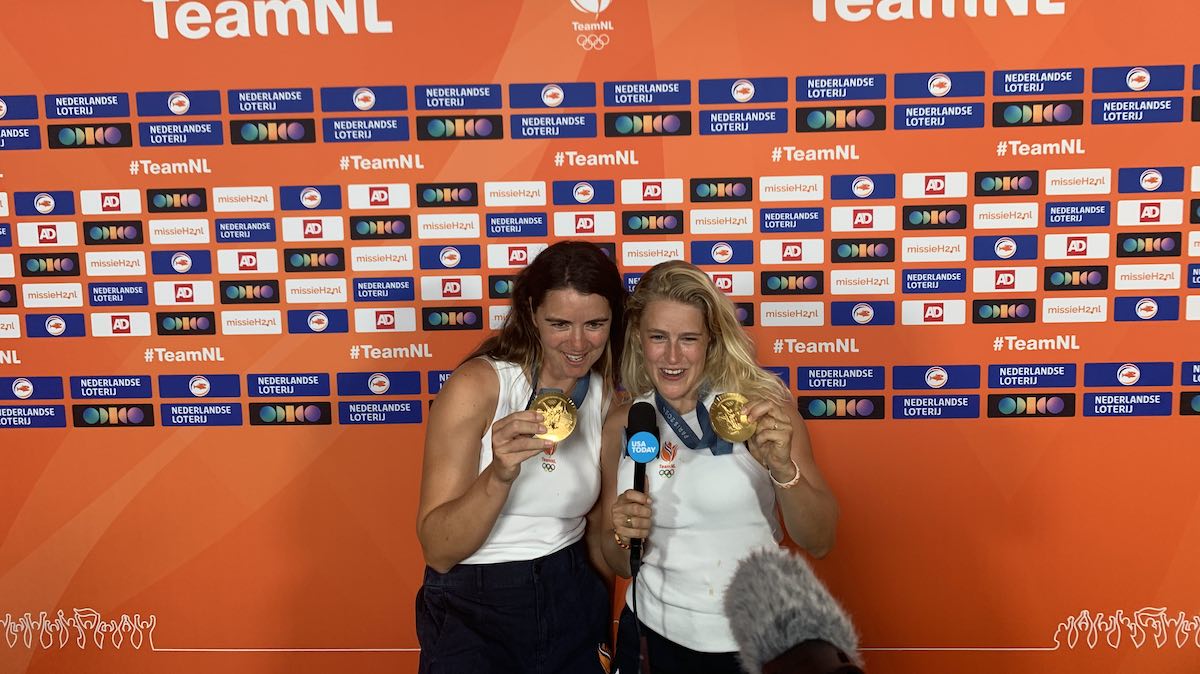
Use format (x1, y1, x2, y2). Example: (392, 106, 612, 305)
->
(710, 392, 756, 443)
(531, 391, 578, 443)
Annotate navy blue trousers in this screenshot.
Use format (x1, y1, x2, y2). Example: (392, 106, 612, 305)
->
(614, 605, 741, 674)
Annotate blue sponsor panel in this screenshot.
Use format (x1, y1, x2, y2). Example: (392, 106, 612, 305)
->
(414, 84, 502, 110)
(150, 250, 212, 275)
(699, 109, 788, 135)
(0, 405, 66, 428)
(1113, 296, 1179, 321)
(796, 366, 885, 391)
(279, 185, 342, 211)
(15, 190, 75, 216)
(26, 313, 86, 338)
(993, 68, 1085, 96)
(159, 374, 241, 398)
(216, 218, 277, 243)
(604, 80, 691, 106)
(89, 282, 149, 307)
(1189, 265, 1200, 289)
(0, 376, 64, 401)
(336, 371, 421, 396)
(338, 400, 423, 424)
(319, 86, 407, 112)
(764, 366, 790, 390)
(973, 235, 1039, 261)
(551, 180, 615, 205)
(486, 212, 547, 238)
(510, 113, 597, 139)
(1045, 201, 1111, 227)
(830, 301, 895, 326)
(138, 121, 224, 147)
(135, 90, 222, 116)
(689, 240, 754, 266)
(760, 208, 824, 233)
(1116, 167, 1185, 193)
(0, 225, 9, 247)
(1083, 362, 1173, 387)
(1182, 362, 1200, 386)
(698, 77, 788, 104)
(893, 395, 980, 418)
(427, 370, 453, 395)
(286, 309, 350, 334)
(70, 375, 152, 399)
(227, 88, 314, 114)
(161, 403, 243, 426)
(894, 71, 985, 98)
(509, 83, 596, 108)
(796, 74, 886, 101)
(1084, 392, 1173, 416)
(418, 245, 481, 270)
(894, 103, 985, 129)
(893, 365, 981, 390)
(622, 273, 643, 295)
(0, 95, 40, 119)
(0, 126, 42, 150)
(1092, 65, 1185, 93)
(44, 93, 130, 118)
(353, 277, 414, 302)
(322, 117, 409, 142)
(902, 268, 966, 294)
(830, 174, 896, 200)
(247, 373, 331, 397)
(1092, 97, 1184, 124)
(988, 364, 1077, 388)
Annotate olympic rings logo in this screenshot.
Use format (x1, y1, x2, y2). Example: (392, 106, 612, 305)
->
(576, 33, 610, 50)
(658, 468, 675, 478)
(542, 462, 557, 472)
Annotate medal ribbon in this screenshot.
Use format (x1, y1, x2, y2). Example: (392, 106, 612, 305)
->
(523, 364, 591, 410)
(654, 390, 732, 456)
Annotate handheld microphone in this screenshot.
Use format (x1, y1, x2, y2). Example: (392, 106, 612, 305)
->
(724, 547, 863, 674)
(624, 401, 659, 576)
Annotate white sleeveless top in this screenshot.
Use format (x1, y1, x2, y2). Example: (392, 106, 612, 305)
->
(461, 358, 606, 565)
(617, 390, 781, 652)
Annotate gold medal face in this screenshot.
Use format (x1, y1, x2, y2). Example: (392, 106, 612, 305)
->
(710, 392, 756, 443)
(532, 392, 578, 443)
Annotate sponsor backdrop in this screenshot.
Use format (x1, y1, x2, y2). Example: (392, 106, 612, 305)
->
(1, 1, 1198, 672)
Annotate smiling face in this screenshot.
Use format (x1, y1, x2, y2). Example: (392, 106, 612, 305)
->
(533, 288, 612, 389)
(639, 299, 711, 411)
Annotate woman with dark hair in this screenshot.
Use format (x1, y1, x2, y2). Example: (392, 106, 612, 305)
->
(596, 260, 839, 674)
(415, 241, 626, 674)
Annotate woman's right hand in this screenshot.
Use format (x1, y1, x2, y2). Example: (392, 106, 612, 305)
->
(611, 489, 653, 548)
(489, 410, 552, 483)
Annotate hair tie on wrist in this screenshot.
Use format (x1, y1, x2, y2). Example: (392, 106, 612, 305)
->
(613, 530, 630, 550)
(771, 458, 802, 489)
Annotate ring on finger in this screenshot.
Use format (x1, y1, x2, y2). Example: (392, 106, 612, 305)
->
(625, 515, 633, 527)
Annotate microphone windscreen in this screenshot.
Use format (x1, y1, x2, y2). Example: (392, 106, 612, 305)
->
(627, 400, 657, 437)
(724, 547, 860, 673)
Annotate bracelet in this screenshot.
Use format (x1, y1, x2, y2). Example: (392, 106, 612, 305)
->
(613, 529, 630, 550)
(770, 458, 802, 489)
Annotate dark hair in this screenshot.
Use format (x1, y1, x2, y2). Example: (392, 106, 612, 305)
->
(464, 241, 626, 389)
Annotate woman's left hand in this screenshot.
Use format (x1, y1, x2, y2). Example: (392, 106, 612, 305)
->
(743, 400, 795, 477)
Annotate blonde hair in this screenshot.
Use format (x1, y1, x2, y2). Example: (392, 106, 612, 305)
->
(622, 260, 788, 405)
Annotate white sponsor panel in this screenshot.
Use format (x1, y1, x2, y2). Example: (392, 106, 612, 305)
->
(1116, 199, 1184, 226)
(17, 222, 78, 247)
(154, 280, 215, 306)
(488, 243, 550, 269)
(759, 239, 825, 265)
(22, 283, 84, 308)
(1187, 296, 1200, 321)
(900, 172, 969, 199)
(1191, 231, 1200, 257)
(621, 241, 685, 268)
(348, 183, 411, 209)
(350, 245, 414, 271)
(1044, 233, 1110, 259)
(620, 178, 684, 204)
(420, 275, 484, 301)
(221, 310, 283, 335)
(149, 219, 211, 244)
(829, 269, 895, 295)
(0, 314, 20, 338)
(417, 212, 482, 239)
(0, 193, 8, 217)
(212, 186, 274, 212)
(760, 301, 824, 326)
(0, 254, 14, 278)
(1192, 166, 1200, 192)
(90, 312, 152, 337)
(901, 299, 966, 325)
(1113, 264, 1181, 290)
(1044, 168, 1111, 195)
(354, 307, 417, 333)
(490, 305, 510, 330)
(285, 278, 348, 304)
(759, 175, 823, 202)
(552, 211, 617, 237)
(901, 236, 967, 262)
(483, 181, 546, 207)
(706, 270, 755, 296)
(80, 189, 142, 215)
(282, 216, 346, 242)
(216, 249, 279, 274)
(1042, 297, 1107, 323)
(972, 266, 1038, 292)
(689, 209, 753, 235)
(972, 202, 1038, 229)
(86, 251, 147, 277)
(830, 206, 896, 232)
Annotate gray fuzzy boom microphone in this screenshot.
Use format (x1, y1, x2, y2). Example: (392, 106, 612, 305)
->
(723, 547, 864, 674)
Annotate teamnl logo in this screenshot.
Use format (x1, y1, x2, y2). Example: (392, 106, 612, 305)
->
(85, 221, 144, 245)
(987, 394, 1075, 417)
(972, 299, 1036, 324)
(422, 306, 483, 331)
(351, 215, 411, 240)
(72, 404, 155, 427)
(571, 0, 614, 51)
(417, 183, 479, 208)
(690, 178, 752, 203)
(220, 280, 280, 304)
(230, 119, 315, 145)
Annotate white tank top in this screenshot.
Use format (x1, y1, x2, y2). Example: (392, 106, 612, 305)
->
(618, 390, 781, 652)
(461, 358, 606, 564)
